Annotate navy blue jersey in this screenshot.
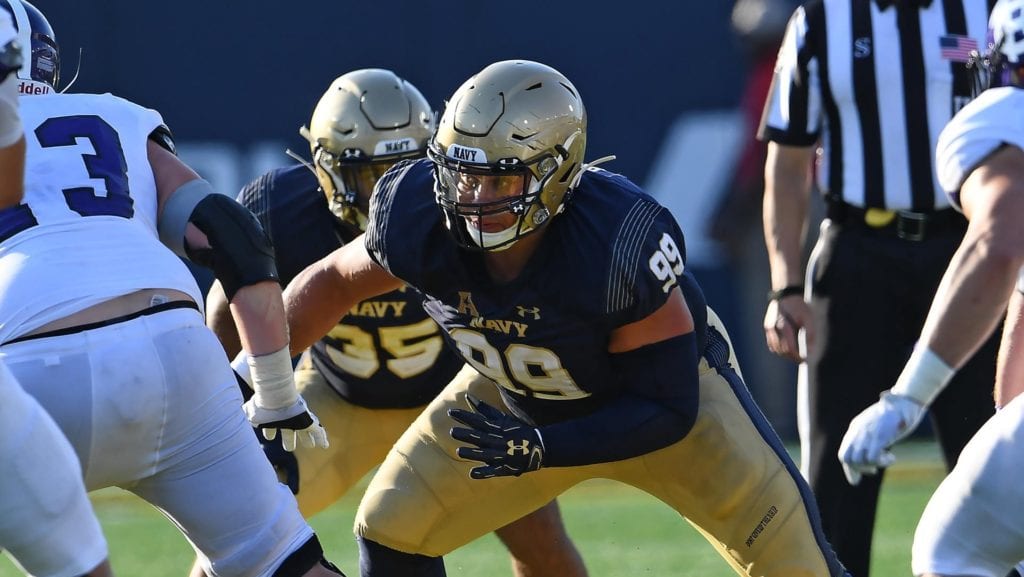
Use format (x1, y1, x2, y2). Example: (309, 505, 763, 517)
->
(366, 159, 708, 424)
(237, 165, 463, 408)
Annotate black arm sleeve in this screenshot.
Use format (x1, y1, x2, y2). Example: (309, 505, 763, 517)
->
(539, 333, 700, 467)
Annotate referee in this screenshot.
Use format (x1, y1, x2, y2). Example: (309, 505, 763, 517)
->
(758, 1, 997, 575)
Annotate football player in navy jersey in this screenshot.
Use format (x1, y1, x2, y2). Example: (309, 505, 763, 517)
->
(203, 69, 587, 577)
(839, 1, 1024, 575)
(271, 60, 849, 577)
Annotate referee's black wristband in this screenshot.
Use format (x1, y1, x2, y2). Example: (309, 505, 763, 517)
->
(767, 285, 805, 302)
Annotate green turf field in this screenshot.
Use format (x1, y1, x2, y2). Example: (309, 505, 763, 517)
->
(0, 442, 945, 576)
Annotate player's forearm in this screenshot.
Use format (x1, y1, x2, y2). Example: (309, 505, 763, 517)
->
(539, 393, 697, 467)
(283, 258, 352, 356)
(763, 143, 814, 288)
(228, 280, 290, 356)
(890, 238, 1016, 407)
(540, 333, 700, 466)
(206, 280, 243, 359)
(921, 233, 1019, 372)
(996, 291, 1024, 407)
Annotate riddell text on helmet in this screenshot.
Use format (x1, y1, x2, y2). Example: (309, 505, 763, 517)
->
(18, 81, 50, 94)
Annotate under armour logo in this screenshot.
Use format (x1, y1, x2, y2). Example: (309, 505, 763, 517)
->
(515, 305, 541, 320)
(506, 440, 531, 456)
(854, 37, 871, 58)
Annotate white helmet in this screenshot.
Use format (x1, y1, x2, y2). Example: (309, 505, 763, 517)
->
(970, 0, 1024, 94)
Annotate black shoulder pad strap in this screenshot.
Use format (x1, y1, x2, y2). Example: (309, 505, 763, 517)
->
(148, 124, 176, 155)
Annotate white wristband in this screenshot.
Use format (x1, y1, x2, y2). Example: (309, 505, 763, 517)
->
(231, 352, 252, 387)
(246, 346, 297, 411)
(891, 345, 955, 406)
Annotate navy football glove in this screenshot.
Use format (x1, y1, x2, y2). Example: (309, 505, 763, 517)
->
(237, 370, 301, 493)
(449, 395, 545, 479)
(261, 432, 301, 495)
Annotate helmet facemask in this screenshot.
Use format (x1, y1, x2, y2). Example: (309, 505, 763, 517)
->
(428, 60, 589, 252)
(429, 138, 578, 252)
(967, 38, 1017, 97)
(969, 0, 1024, 97)
(313, 145, 410, 231)
(302, 68, 435, 232)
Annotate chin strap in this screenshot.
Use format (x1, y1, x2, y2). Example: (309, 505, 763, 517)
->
(58, 48, 83, 93)
(285, 148, 317, 177)
(569, 155, 616, 190)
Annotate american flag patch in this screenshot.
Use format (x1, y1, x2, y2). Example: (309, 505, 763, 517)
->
(939, 34, 978, 62)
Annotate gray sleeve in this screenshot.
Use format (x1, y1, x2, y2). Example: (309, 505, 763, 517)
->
(157, 178, 215, 257)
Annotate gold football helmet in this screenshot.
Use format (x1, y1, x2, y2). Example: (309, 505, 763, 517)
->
(302, 68, 435, 230)
(428, 60, 587, 251)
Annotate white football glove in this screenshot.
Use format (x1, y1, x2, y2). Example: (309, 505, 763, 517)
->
(243, 395, 328, 452)
(838, 392, 927, 486)
(235, 348, 329, 452)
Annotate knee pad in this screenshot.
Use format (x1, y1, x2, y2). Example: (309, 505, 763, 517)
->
(272, 535, 347, 577)
(358, 536, 445, 577)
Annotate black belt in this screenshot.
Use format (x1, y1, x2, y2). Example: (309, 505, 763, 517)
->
(3, 300, 200, 346)
(826, 201, 965, 242)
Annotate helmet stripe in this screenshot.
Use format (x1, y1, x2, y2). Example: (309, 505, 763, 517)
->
(5, 0, 30, 81)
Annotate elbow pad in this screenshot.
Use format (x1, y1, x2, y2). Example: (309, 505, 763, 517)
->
(186, 193, 279, 300)
(157, 178, 279, 300)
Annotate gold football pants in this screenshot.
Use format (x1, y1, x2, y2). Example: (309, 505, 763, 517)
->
(288, 355, 426, 517)
(354, 310, 844, 577)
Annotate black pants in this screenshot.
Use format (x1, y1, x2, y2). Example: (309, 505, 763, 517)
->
(804, 217, 998, 577)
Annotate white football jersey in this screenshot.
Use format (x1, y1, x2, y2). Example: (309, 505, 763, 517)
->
(0, 93, 203, 343)
(935, 87, 1024, 293)
(935, 87, 1024, 200)
(0, 10, 14, 48)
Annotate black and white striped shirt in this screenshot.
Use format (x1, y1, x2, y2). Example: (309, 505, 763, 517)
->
(759, 0, 992, 211)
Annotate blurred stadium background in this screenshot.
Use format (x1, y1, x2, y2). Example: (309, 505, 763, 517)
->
(31, 0, 808, 434)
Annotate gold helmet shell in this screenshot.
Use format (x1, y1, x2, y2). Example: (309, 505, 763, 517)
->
(302, 68, 435, 230)
(428, 60, 587, 250)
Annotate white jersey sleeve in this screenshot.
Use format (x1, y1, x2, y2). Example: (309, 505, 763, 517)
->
(935, 87, 1024, 205)
(0, 10, 21, 148)
(0, 9, 15, 48)
(0, 93, 203, 343)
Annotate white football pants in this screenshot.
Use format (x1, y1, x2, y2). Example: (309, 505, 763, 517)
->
(913, 393, 1024, 577)
(0, 359, 108, 577)
(0, 307, 313, 577)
